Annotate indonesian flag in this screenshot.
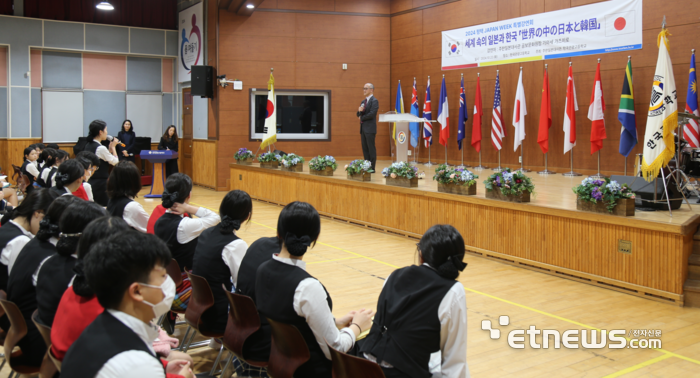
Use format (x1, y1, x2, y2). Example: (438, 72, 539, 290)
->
(438, 77, 450, 146)
(589, 62, 607, 154)
(563, 65, 578, 154)
(261, 72, 276, 149)
(471, 76, 483, 152)
(537, 68, 551, 154)
(512, 70, 527, 151)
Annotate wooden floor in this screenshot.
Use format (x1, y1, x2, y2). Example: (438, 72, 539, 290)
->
(5, 184, 700, 378)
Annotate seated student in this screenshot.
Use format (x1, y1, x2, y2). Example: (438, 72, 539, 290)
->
(61, 231, 194, 378)
(37, 148, 57, 188)
(46, 143, 59, 150)
(35, 143, 46, 170)
(21, 146, 41, 192)
(74, 151, 100, 201)
(255, 201, 373, 378)
(192, 190, 252, 334)
(49, 150, 69, 188)
(5, 195, 82, 368)
(51, 159, 86, 197)
(0, 189, 59, 292)
(147, 204, 167, 234)
(361, 225, 469, 378)
(35, 200, 107, 326)
(107, 161, 149, 232)
(154, 173, 219, 313)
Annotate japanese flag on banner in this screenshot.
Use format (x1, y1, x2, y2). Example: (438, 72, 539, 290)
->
(641, 28, 678, 181)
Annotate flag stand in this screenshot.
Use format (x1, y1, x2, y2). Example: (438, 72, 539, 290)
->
(517, 146, 530, 173)
(659, 167, 674, 217)
(562, 150, 582, 176)
(425, 144, 434, 167)
(473, 151, 488, 170)
(589, 151, 607, 178)
(624, 156, 627, 175)
(457, 148, 470, 169)
(493, 151, 503, 172)
(444, 146, 449, 166)
(538, 153, 555, 175)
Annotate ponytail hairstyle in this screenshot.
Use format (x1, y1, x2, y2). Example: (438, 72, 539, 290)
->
(88, 119, 108, 140)
(73, 216, 130, 297)
(218, 190, 252, 234)
(56, 201, 107, 257)
(417, 225, 467, 280)
(54, 159, 85, 189)
(276, 201, 320, 257)
(36, 196, 83, 242)
(41, 148, 58, 168)
(0, 188, 59, 227)
(161, 173, 192, 208)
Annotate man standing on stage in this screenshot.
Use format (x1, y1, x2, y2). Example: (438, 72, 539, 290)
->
(358, 83, 379, 170)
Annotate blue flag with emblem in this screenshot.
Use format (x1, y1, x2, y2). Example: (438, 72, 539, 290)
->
(393, 81, 404, 146)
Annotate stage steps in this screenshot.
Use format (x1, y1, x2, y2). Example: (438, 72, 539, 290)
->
(684, 228, 700, 307)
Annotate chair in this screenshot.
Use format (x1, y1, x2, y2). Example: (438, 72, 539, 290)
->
(327, 342, 385, 378)
(161, 259, 187, 336)
(220, 288, 268, 374)
(31, 310, 61, 376)
(265, 318, 310, 378)
(10, 165, 29, 194)
(0, 293, 40, 378)
(182, 271, 226, 375)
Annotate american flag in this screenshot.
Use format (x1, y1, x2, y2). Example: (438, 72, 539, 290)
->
(491, 72, 505, 150)
(423, 77, 433, 147)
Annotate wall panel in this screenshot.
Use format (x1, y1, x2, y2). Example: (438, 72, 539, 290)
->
(42, 51, 82, 89)
(193, 140, 217, 188)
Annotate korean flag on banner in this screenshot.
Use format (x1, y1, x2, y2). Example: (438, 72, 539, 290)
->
(606, 11, 636, 37)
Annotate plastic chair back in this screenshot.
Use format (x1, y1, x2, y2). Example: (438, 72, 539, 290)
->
(222, 288, 266, 366)
(266, 318, 310, 378)
(328, 341, 385, 378)
(0, 292, 41, 374)
(184, 271, 221, 338)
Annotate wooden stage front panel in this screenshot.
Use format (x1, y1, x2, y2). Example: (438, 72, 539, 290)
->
(229, 161, 700, 305)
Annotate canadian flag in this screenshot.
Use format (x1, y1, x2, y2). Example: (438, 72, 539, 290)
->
(563, 65, 578, 154)
(588, 62, 607, 154)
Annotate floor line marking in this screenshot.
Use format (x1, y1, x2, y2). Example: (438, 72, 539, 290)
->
(601, 354, 673, 378)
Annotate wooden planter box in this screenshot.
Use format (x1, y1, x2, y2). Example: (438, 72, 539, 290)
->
(485, 189, 531, 203)
(235, 157, 254, 165)
(576, 197, 635, 216)
(438, 182, 476, 196)
(348, 172, 372, 181)
(310, 167, 334, 176)
(281, 164, 303, 172)
(259, 161, 279, 169)
(386, 176, 418, 188)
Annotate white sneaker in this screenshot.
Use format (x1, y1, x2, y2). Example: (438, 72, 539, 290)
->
(209, 337, 222, 349)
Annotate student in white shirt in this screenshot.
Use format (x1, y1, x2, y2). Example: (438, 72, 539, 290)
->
(107, 161, 150, 233)
(21, 146, 41, 192)
(37, 148, 58, 188)
(361, 225, 470, 378)
(255, 201, 374, 378)
(50, 159, 85, 197)
(85, 120, 120, 206)
(61, 231, 194, 378)
(76, 151, 101, 202)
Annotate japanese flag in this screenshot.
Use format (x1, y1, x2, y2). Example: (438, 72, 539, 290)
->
(606, 11, 635, 37)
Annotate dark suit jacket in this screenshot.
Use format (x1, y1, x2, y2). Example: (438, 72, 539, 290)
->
(357, 96, 379, 134)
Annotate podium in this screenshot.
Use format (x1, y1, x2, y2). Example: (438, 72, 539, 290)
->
(141, 150, 178, 198)
(378, 113, 434, 162)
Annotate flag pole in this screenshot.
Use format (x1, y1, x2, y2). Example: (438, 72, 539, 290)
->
(458, 73, 466, 169)
(659, 167, 674, 217)
(563, 62, 582, 177)
(443, 74, 449, 165)
(538, 64, 555, 175)
(517, 66, 530, 173)
(425, 76, 433, 167)
(494, 151, 503, 172)
(473, 73, 488, 170)
(590, 59, 606, 179)
(624, 56, 630, 176)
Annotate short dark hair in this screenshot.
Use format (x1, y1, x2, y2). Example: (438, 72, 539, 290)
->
(24, 146, 36, 158)
(54, 159, 85, 189)
(84, 231, 172, 309)
(162, 173, 192, 208)
(46, 143, 60, 149)
(219, 190, 252, 234)
(277, 201, 320, 257)
(41, 148, 58, 168)
(88, 120, 107, 139)
(417, 225, 466, 280)
(107, 161, 142, 199)
(121, 119, 134, 133)
(36, 143, 45, 150)
(36, 195, 83, 242)
(1, 188, 59, 226)
(55, 150, 70, 163)
(73, 216, 131, 297)
(56, 201, 108, 257)
(76, 151, 99, 168)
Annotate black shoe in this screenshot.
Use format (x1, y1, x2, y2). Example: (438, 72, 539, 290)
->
(162, 311, 176, 335)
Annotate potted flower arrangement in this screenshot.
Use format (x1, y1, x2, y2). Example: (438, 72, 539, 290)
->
(309, 155, 337, 176)
(345, 159, 374, 181)
(257, 152, 281, 169)
(280, 153, 305, 172)
(382, 161, 419, 188)
(433, 164, 479, 195)
(484, 168, 534, 203)
(234, 148, 254, 164)
(572, 177, 636, 216)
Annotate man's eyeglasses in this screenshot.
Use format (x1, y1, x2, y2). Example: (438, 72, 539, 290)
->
(363, 87, 372, 90)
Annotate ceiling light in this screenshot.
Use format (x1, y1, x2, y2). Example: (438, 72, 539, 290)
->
(96, 1, 114, 10)
(246, 4, 255, 9)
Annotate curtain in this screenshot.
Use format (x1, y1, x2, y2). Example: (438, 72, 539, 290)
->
(0, 0, 13, 16)
(23, 0, 177, 30)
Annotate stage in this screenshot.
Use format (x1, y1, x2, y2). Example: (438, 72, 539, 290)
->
(229, 160, 700, 305)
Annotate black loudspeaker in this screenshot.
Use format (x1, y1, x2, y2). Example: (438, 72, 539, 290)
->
(135, 137, 152, 152)
(192, 65, 214, 98)
(610, 175, 682, 210)
(273, 149, 287, 156)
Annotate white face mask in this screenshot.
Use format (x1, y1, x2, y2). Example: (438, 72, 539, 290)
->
(140, 275, 176, 320)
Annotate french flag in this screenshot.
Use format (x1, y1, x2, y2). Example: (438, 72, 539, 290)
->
(438, 77, 450, 146)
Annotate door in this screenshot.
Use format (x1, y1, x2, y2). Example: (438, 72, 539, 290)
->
(182, 88, 193, 178)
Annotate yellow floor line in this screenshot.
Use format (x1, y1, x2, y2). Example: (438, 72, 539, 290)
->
(190, 202, 700, 366)
(601, 354, 673, 378)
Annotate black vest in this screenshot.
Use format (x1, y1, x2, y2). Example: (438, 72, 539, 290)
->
(154, 213, 198, 272)
(256, 259, 333, 377)
(36, 254, 77, 326)
(50, 186, 68, 196)
(46, 167, 57, 188)
(235, 236, 277, 362)
(61, 311, 164, 377)
(85, 140, 110, 179)
(361, 265, 456, 378)
(0, 222, 26, 292)
(107, 196, 133, 218)
(20, 160, 36, 185)
(7, 237, 56, 320)
(191, 225, 238, 332)
(36, 168, 49, 187)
